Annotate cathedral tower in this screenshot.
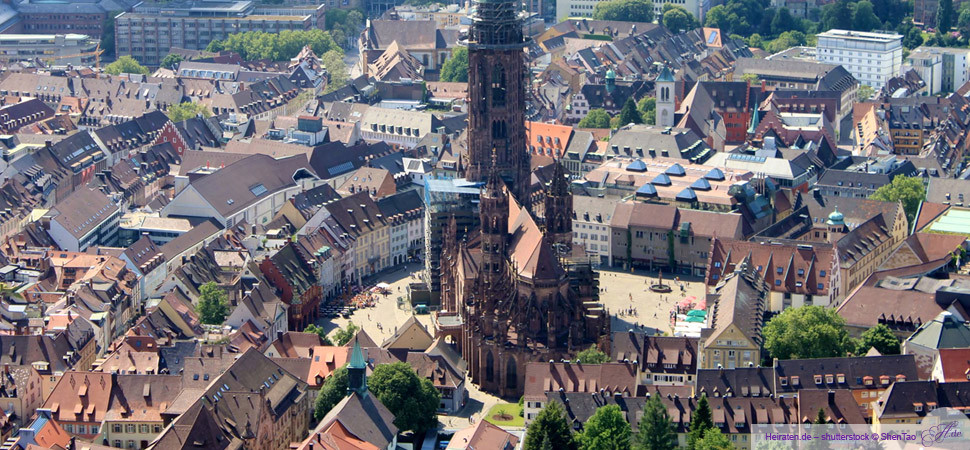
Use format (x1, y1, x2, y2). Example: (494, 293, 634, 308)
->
(464, 0, 530, 202)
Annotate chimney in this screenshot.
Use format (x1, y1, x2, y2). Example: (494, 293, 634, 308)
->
(828, 390, 835, 404)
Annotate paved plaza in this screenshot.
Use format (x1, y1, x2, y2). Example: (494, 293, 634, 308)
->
(318, 264, 708, 423)
(596, 267, 708, 336)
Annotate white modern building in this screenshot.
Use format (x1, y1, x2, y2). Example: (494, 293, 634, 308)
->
(816, 29, 903, 89)
(556, 0, 710, 23)
(0, 34, 100, 66)
(906, 46, 970, 95)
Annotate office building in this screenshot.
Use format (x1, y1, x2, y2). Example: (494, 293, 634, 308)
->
(906, 47, 970, 95)
(816, 29, 903, 89)
(115, 1, 324, 66)
(0, 34, 100, 66)
(556, 0, 711, 23)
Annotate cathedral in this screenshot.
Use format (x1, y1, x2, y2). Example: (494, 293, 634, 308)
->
(436, 0, 608, 397)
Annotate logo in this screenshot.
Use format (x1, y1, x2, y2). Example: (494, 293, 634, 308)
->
(921, 420, 964, 446)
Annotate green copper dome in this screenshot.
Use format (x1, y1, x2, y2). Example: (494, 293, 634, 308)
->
(826, 206, 845, 226)
(605, 68, 616, 80)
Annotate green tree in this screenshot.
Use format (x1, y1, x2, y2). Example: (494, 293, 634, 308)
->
(369, 362, 440, 433)
(662, 4, 697, 32)
(578, 109, 612, 128)
(594, 0, 655, 23)
(771, 8, 801, 35)
(852, 1, 882, 32)
(167, 102, 211, 122)
(634, 395, 676, 450)
(618, 98, 644, 125)
(440, 47, 469, 82)
(321, 49, 349, 94)
(869, 175, 926, 223)
(576, 345, 611, 364)
(765, 31, 807, 54)
(580, 405, 631, 450)
(822, 0, 854, 31)
(637, 97, 656, 125)
(524, 401, 579, 450)
(541, 435, 554, 450)
(856, 324, 900, 355)
(858, 85, 875, 100)
(313, 366, 348, 420)
(687, 395, 715, 450)
(197, 281, 229, 325)
(104, 55, 149, 75)
(763, 305, 852, 360)
(333, 322, 361, 346)
(747, 33, 765, 49)
(101, 11, 120, 58)
(160, 53, 184, 70)
(304, 324, 335, 345)
(940, 0, 955, 32)
(695, 428, 733, 450)
(207, 29, 338, 61)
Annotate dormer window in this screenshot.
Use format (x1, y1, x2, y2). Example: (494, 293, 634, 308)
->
(880, 376, 890, 386)
(791, 376, 800, 385)
(837, 374, 845, 384)
(914, 403, 923, 412)
(779, 377, 788, 386)
(896, 375, 906, 382)
(826, 375, 834, 384)
(864, 376, 873, 386)
(814, 375, 823, 385)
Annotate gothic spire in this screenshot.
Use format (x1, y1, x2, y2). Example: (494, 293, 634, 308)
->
(347, 338, 367, 396)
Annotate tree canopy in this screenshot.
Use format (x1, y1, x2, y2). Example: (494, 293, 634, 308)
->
(687, 395, 715, 450)
(634, 394, 676, 450)
(206, 29, 339, 61)
(332, 322, 361, 346)
(314, 366, 348, 420)
(321, 49, 350, 94)
(763, 305, 853, 360)
(167, 102, 211, 122)
(694, 428, 733, 450)
(662, 4, 698, 32)
(440, 47, 469, 83)
(325, 9, 365, 50)
(856, 324, 901, 355)
(304, 324, 334, 346)
(576, 345, 611, 364)
(524, 401, 578, 450)
(594, 0, 655, 23)
(869, 175, 926, 224)
(580, 405, 631, 450)
(160, 53, 184, 70)
(104, 55, 149, 75)
(578, 109, 612, 128)
(368, 362, 440, 433)
(617, 98, 644, 126)
(197, 281, 229, 325)
(637, 97, 656, 125)
(940, 0, 955, 32)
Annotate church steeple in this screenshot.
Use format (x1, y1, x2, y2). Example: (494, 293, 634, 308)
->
(544, 160, 573, 250)
(347, 338, 367, 396)
(480, 149, 509, 286)
(464, 0, 530, 203)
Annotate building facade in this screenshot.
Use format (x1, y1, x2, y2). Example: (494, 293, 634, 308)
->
(115, 1, 324, 66)
(816, 29, 903, 89)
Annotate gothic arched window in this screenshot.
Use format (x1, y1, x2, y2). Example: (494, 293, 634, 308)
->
(485, 352, 494, 382)
(491, 65, 506, 107)
(506, 358, 517, 389)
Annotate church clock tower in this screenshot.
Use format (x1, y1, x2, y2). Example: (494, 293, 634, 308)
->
(464, 0, 530, 202)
